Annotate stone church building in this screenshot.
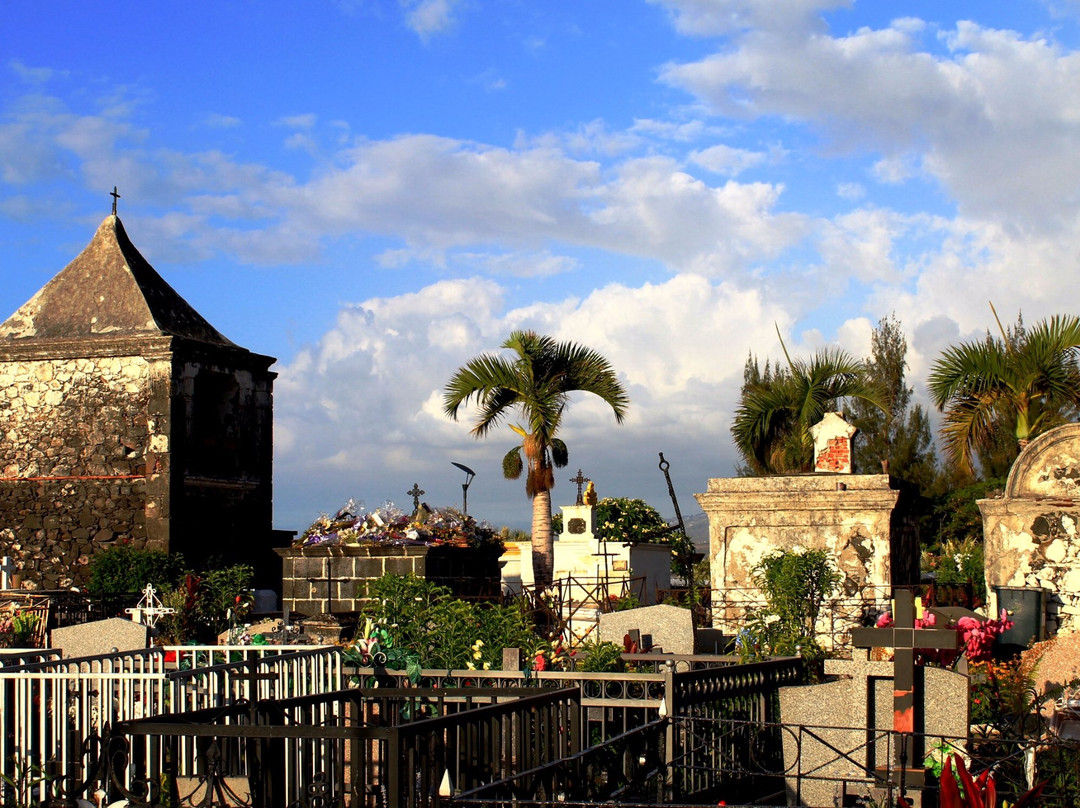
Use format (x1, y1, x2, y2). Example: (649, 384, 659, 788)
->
(0, 214, 277, 588)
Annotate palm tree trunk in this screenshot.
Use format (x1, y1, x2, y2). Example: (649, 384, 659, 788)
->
(531, 489, 554, 588)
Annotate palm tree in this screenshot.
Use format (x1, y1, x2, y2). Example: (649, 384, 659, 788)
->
(927, 308, 1080, 476)
(443, 331, 629, 587)
(732, 331, 885, 474)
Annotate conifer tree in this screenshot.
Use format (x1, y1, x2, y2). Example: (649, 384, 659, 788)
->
(849, 314, 938, 491)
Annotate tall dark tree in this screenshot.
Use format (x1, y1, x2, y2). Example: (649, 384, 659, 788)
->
(443, 331, 629, 587)
(849, 314, 937, 490)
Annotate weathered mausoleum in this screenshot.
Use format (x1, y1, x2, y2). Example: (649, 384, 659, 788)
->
(980, 423, 1080, 637)
(0, 214, 277, 588)
(696, 413, 920, 634)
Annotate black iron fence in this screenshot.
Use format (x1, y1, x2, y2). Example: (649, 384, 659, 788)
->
(71, 686, 583, 808)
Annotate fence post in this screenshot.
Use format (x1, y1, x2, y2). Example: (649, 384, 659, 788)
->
(663, 659, 675, 802)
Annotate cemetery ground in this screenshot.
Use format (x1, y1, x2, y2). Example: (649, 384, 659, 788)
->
(3, 559, 1080, 808)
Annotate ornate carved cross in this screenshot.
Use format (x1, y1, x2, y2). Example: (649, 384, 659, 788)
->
(407, 483, 425, 513)
(850, 589, 958, 776)
(125, 583, 176, 628)
(569, 469, 590, 505)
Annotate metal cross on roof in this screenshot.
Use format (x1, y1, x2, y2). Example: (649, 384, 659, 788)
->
(110, 186, 121, 215)
(125, 583, 176, 628)
(569, 469, 590, 505)
(849, 589, 958, 787)
(407, 482, 425, 513)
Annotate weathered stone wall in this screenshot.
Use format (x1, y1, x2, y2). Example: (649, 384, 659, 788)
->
(979, 424, 1080, 634)
(0, 351, 171, 587)
(695, 474, 915, 633)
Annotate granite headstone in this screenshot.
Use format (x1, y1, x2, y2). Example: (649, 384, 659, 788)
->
(51, 617, 150, 659)
(778, 648, 969, 807)
(598, 604, 695, 655)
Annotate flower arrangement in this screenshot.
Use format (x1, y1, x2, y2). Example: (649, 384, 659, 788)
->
(0, 607, 41, 648)
(297, 500, 503, 550)
(873, 608, 1013, 665)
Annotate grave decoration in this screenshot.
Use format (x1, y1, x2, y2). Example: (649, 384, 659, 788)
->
(295, 499, 503, 550)
(0, 595, 47, 648)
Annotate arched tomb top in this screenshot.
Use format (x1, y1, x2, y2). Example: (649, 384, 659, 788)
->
(1005, 423, 1080, 500)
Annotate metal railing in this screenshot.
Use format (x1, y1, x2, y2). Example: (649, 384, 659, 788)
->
(0, 645, 342, 806)
(104, 685, 582, 808)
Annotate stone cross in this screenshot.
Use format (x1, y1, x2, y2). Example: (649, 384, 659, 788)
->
(407, 483, 425, 513)
(850, 589, 957, 776)
(307, 559, 349, 615)
(0, 556, 16, 590)
(110, 186, 121, 215)
(569, 469, 590, 505)
(125, 583, 176, 628)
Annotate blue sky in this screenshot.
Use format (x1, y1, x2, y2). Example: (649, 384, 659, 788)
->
(4, 0, 1080, 533)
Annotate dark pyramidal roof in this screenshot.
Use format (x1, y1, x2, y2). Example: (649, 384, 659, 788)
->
(0, 215, 235, 347)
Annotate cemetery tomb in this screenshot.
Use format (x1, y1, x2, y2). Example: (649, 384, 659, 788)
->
(979, 422, 1080, 636)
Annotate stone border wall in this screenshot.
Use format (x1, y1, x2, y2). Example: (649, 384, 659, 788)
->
(277, 544, 503, 616)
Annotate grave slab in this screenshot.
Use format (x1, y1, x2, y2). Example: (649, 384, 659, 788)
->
(51, 617, 150, 659)
(598, 604, 694, 654)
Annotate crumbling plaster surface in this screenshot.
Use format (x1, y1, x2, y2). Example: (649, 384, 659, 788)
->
(696, 474, 906, 634)
(979, 424, 1080, 634)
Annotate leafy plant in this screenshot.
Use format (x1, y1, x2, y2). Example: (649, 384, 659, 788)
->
(153, 564, 252, 644)
(575, 639, 626, 672)
(0, 754, 52, 808)
(930, 754, 1044, 808)
(88, 544, 184, 595)
(360, 574, 538, 670)
(737, 549, 840, 665)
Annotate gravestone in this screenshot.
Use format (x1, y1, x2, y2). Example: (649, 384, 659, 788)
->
(598, 604, 695, 654)
(779, 648, 968, 808)
(51, 617, 150, 659)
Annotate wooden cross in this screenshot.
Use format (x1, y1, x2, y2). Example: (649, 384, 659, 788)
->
(569, 469, 590, 505)
(110, 186, 121, 215)
(307, 559, 349, 615)
(407, 482, 425, 513)
(850, 589, 958, 778)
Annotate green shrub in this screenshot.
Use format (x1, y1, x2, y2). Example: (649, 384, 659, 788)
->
(576, 639, 626, 672)
(362, 574, 538, 670)
(738, 548, 840, 664)
(88, 544, 184, 595)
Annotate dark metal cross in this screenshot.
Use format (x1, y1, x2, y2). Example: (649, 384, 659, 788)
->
(110, 186, 121, 215)
(407, 483, 425, 512)
(850, 589, 958, 779)
(569, 469, 590, 505)
(306, 559, 349, 615)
